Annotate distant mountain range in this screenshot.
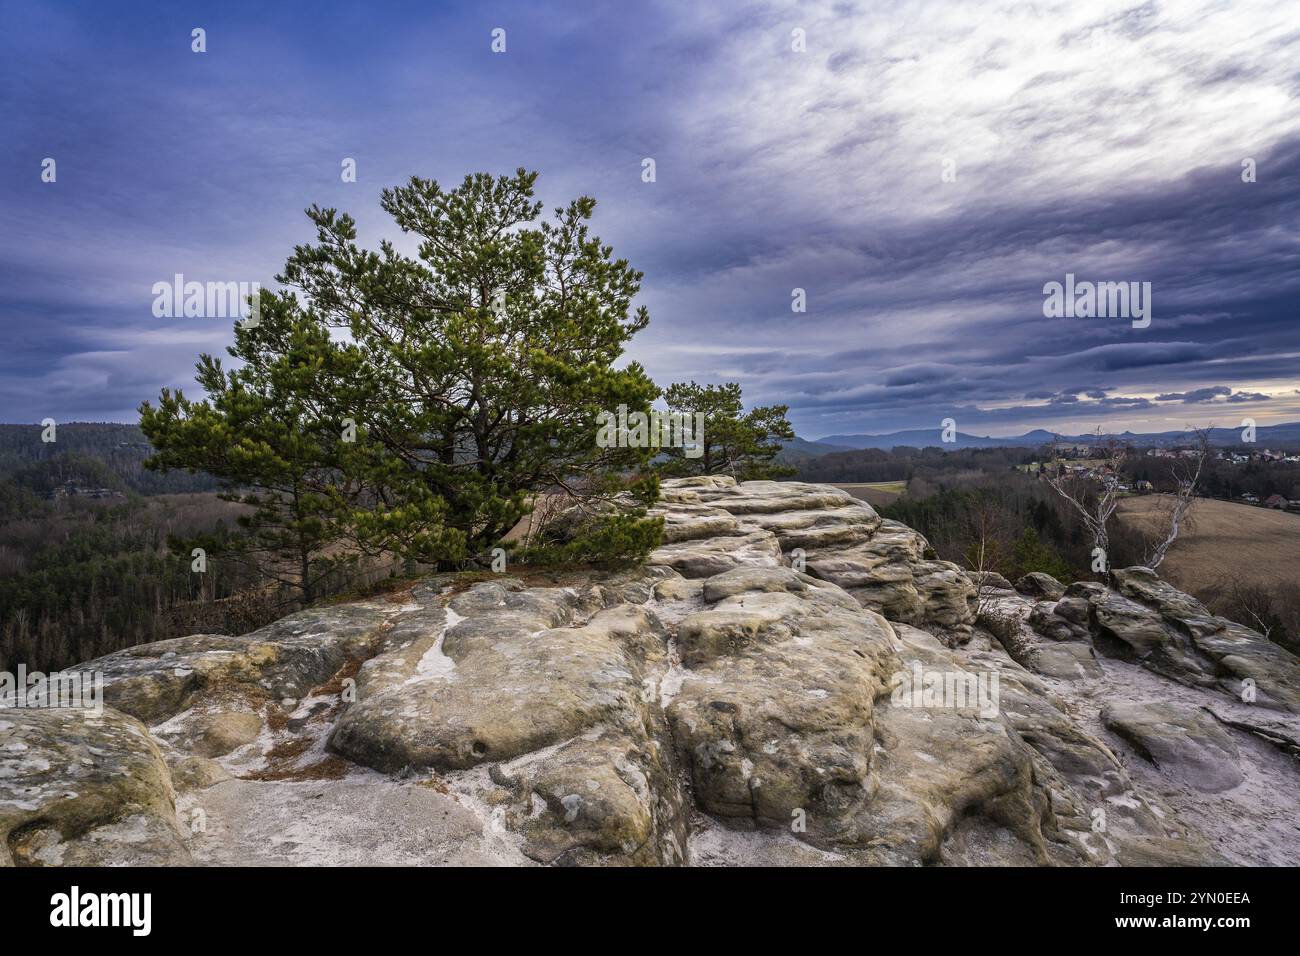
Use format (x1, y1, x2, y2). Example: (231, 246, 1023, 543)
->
(774, 436, 858, 461)
(801, 421, 1300, 453)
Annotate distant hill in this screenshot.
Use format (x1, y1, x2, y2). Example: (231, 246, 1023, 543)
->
(777, 436, 857, 462)
(811, 421, 1300, 453)
(0, 422, 218, 495)
(816, 429, 1037, 450)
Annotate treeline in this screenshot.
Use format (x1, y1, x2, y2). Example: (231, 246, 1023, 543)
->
(880, 475, 1084, 582)
(0, 428, 255, 670)
(796, 445, 1033, 484)
(0, 486, 409, 673)
(1130, 454, 1300, 502)
(0, 423, 219, 496)
(801, 441, 1300, 503)
(0, 494, 256, 671)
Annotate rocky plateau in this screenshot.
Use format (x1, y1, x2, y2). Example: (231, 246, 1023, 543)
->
(3, 477, 1298, 866)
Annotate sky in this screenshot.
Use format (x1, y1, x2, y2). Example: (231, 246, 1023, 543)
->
(1, 0, 1297, 440)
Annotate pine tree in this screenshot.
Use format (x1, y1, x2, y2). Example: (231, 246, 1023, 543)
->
(142, 169, 662, 579)
(275, 169, 660, 566)
(139, 291, 359, 603)
(656, 381, 795, 480)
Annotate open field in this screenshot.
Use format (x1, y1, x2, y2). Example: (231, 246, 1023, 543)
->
(1116, 495, 1300, 594)
(833, 481, 907, 508)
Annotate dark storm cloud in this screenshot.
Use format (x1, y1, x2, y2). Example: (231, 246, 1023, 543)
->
(1155, 386, 1233, 403)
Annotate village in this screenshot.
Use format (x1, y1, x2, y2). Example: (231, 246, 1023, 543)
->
(1020, 443, 1300, 513)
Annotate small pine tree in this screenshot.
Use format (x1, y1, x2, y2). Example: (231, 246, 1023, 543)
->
(656, 381, 795, 480)
(1010, 526, 1073, 583)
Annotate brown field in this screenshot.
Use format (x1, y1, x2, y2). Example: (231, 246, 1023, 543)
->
(1116, 495, 1300, 594)
(833, 481, 907, 508)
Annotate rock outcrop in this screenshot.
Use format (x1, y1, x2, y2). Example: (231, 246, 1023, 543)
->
(650, 478, 977, 632)
(4, 477, 1297, 866)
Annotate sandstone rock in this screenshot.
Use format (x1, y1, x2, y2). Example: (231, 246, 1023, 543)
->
(651, 478, 973, 631)
(1026, 599, 1093, 643)
(798, 521, 975, 631)
(159, 709, 264, 759)
(1037, 567, 1300, 713)
(981, 598, 1102, 680)
(972, 571, 1015, 592)
(685, 479, 866, 517)
(888, 623, 1229, 865)
(167, 754, 232, 791)
(1016, 572, 1066, 600)
(653, 576, 704, 602)
(176, 776, 532, 866)
(0, 707, 189, 865)
(22, 478, 1282, 868)
(69, 601, 404, 725)
(490, 730, 687, 866)
(1101, 702, 1244, 793)
(1112, 567, 1300, 712)
(650, 502, 739, 543)
(667, 568, 898, 838)
(649, 529, 783, 578)
(328, 577, 689, 865)
(331, 587, 661, 772)
(1203, 704, 1300, 760)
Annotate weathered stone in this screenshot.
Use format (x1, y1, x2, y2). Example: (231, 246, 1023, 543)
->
(69, 601, 403, 724)
(649, 502, 739, 543)
(0, 707, 189, 866)
(972, 571, 1015, 592)
(795, 517, 975, 631)
(159, 709, 264, 759)
(1016, 572, 1066, 600)
(1102, 702, 1244, 793)
(667, 567, 898, 839)
(330, 590, 663, 772)
(649, 529, 784, 578)
(20, 478, 1286, 868)
(490, 730, 687, 866)
(982, 598, 1102, 680)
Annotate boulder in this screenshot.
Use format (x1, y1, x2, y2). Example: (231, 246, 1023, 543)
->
(68, 600, 404, 724)
(1016, 572, 1066, 600)
(972, 571, 1015, 592)
(1101, 702, 1244, 793)
(0, 707, 189, 866)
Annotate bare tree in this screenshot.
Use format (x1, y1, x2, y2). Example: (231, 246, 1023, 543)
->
(964, 492, 1011, 618)
(1042, 428, 1128, 579)
(1211, 574, 1277, 640)
(1142, 426, 1210, 570)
